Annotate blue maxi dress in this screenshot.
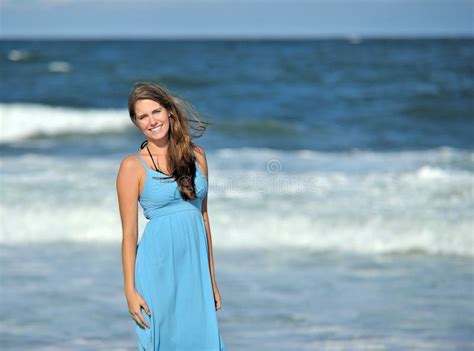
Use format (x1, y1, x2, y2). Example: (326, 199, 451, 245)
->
(133, 155, 226, 351)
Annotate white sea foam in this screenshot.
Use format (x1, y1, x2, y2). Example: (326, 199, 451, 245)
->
(7, 49, 33, 62)
(0, 147, 472, 256)
(0, 103, 132, 142)
(48, 61, 72, 73)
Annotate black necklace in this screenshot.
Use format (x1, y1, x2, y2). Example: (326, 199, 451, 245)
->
(144, 143, 173, 178)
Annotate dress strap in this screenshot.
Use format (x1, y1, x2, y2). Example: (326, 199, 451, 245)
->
(136, 155, 149, 171)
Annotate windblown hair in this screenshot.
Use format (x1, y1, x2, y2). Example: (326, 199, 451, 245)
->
(128, 81, 210, 201)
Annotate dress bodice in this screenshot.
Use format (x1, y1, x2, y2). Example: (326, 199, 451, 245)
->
(136, 155, 208, 220)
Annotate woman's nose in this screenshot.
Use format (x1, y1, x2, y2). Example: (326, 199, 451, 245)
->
(149, 115, 160, 125)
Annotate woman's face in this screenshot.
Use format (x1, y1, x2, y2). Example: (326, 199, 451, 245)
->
(134, 99, 171, 141)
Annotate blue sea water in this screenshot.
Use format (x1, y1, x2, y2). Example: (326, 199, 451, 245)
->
(0, 38, 473, 350)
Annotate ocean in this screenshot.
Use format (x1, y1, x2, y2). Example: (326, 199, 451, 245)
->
(0, 38, 473, 350)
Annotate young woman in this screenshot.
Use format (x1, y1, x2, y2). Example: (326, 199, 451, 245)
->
(116, 82, 226, 350)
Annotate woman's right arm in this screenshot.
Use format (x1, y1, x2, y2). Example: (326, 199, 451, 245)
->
(116, 156, 150, 328)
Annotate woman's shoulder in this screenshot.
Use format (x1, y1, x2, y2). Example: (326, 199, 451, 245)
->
(118, 153, 143, 173)
(192, 143, 207, 159)
(192, 143, 206, 155)
(116, 154, 143, 191)
(192, 144, 208, 175)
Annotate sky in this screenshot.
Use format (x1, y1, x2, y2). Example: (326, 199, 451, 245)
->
(0, 0, 472, 38)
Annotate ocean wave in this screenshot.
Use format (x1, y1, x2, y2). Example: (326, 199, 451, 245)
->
(0, 147, 472, 257)
(3, 49, 44, 62)
(0, 103, 133, 142)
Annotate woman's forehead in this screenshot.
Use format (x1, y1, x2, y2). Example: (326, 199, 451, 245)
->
(135, 99, 164, 112)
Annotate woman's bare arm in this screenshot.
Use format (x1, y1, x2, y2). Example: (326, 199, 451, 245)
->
(116, 155, 151, 328)
(116, 155, 141, 294)
(194, 145, 219, 290)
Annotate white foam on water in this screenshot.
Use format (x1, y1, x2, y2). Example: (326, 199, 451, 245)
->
(48, 61, 72, 73)
(1, 147, 472, 256)
(0, 103, 132, 142)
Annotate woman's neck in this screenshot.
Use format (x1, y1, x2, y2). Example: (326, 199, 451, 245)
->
(146, 139, 169, 155)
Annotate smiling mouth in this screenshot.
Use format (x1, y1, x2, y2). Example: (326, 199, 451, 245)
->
(149, 125, 163, 132)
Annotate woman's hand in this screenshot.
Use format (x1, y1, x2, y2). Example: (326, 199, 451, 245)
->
(126, 289, 151, 329)
(213, 285, 222, 311)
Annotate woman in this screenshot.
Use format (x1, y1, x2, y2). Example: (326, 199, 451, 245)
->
(116, 82, 226, 350)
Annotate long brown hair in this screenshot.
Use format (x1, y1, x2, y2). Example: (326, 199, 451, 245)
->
(128, 81, 210, 200)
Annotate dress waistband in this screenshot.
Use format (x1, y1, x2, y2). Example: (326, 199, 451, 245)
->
(146, 204, 201, 220)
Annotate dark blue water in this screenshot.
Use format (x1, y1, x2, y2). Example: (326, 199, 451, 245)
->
(1, 38, 473, 151)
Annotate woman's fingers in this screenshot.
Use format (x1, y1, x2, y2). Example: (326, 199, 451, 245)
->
(132, 308, 150, 329)
(142, 302, 151, 316)
(215, 294, 222, 310)
(127, 291, 152, 329)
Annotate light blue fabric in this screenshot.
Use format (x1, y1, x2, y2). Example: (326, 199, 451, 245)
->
(133, 155, 226, 351)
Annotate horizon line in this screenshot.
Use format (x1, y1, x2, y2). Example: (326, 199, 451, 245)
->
(1, 33, 473, 41)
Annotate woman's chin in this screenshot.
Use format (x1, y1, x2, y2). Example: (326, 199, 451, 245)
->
(147, 133, 168, 142)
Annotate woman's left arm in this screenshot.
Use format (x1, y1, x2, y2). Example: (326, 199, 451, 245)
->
(194, 145, 222, 309)
(202, 191, 218, 289)
(195, 146, 218, 286)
